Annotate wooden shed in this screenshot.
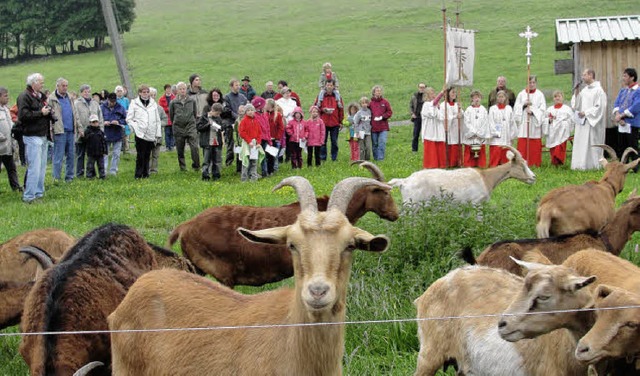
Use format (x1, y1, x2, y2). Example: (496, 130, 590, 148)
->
(555, 15, 640, 125)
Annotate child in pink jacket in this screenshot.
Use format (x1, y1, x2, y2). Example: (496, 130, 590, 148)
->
(286, 107, 307, 169)
(304, 105, 325, 167)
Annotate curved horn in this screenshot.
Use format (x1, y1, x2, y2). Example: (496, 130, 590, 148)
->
(593, 144, 618, 162)
(327, 177, 391, 213)
(621, 147, 638, 164)
(73, 361, 104, 376)
(501, 145, 521, 158)
(273, 176, 318, 213)
(20, 245, 55, 270)
(350, 160, 385, 182)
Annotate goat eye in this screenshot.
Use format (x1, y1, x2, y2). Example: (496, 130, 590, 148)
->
(624, 322, 638, 329)
(288, 244, 297, 252)
(537, 295, 550, 302)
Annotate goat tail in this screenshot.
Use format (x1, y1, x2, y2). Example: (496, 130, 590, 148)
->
(387, 178, 403, 187)
(167, 224, 184, 248)
(535, 209, 552, 239)
(458, 247, 477, 265)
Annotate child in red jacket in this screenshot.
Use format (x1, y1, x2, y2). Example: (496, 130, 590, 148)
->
(238, 104, 264, 181)
(286, 107, 307, 169)
(304, 105, 325, 167)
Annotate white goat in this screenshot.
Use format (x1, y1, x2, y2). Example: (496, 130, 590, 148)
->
(108, 177, 390, 376)
(414, 265, 588, 376)
(389, 146, 535, 205)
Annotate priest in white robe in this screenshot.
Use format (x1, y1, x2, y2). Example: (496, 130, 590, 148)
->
(514, 75, 546, 167)
(570, 69, 607, 170)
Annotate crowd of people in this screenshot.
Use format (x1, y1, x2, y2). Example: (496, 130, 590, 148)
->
(0, 62, 397, 203)
(4, 63, 638, 204)
(411, 67, 640, 171)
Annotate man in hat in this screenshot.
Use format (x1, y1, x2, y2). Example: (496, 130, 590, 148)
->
(187, 73, 208, 118)
(224, 79, 248, 170)
(240, 76, 256, 101)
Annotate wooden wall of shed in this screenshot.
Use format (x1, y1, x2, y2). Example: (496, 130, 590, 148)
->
(572, 40, 640, 127)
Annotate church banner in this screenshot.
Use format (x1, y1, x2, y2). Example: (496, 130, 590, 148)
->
(446, 27, 475, 87)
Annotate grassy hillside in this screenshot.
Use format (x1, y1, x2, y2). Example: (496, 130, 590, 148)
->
(0, 1, 638, 374)
(0, 0, 635, 118)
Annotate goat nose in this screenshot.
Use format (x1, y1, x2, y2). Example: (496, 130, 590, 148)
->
(576, 344, 590, 354)
(309, 284, 329, 299)
(497, 320, 507, 329)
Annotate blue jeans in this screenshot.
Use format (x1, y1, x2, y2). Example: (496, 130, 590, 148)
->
(165, 126, 175, 150)
(372, 131, 388, 161)
(23, 136, 48, 202)
(320, 126, 340, 161)
(106, 140, 122, 174)
(52, 131, 75, 181)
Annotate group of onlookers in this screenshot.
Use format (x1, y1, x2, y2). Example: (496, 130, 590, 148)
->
(411, 67, 640, 171)
(0, 62, 397, 202)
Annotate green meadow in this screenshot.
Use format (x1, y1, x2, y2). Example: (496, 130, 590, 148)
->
(0, 0, 638, 374)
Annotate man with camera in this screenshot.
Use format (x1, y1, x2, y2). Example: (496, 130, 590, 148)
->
(17, 73, 52, 203)
(48, 77, 78, 182)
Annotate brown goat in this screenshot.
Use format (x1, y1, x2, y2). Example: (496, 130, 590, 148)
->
(536, 145, 639, 238)
(109, 177, 390, 375)
(462, 195, 640, 275)
(0, 246, 56, 330)
(0, 228, 74, 283)
(19, 223, 197, 376)
(168, 161, 398, 287)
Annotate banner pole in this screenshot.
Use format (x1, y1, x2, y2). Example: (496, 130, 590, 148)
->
(442, 2, 449, 168)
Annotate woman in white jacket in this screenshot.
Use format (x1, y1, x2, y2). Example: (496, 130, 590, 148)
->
(126, 84, 162, 179)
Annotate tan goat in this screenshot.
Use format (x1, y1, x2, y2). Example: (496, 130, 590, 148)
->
(414, 265, 588, 376)
(575, 285, 640, 365)
(499, 249, 640, 375)
(536, 145, 639, 238)
(109, 177, 390, 376)
(464, 194, 640, 275)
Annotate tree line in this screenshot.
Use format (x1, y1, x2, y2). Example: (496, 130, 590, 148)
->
(0, 0, 135, 63)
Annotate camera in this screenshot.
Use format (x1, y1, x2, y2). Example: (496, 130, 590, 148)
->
(45, 106, 58, 122)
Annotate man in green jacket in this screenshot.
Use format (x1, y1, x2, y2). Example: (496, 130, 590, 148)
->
(170, 82, 200, 171)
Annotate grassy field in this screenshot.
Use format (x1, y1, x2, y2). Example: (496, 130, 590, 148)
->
(0, 0, 638, 374)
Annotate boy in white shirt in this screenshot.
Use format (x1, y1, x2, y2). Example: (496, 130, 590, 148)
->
(543, 90, 574, 166)
(463, 91, 489, 167)
(487, 91, 517, 166)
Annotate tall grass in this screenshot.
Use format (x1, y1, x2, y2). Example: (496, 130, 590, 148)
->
(0, 0, 638, 374)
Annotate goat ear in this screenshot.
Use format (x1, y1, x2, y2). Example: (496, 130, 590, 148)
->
(594, 284, 614, 301)
(510, 256, 546, 273)
(567, 275, 597, 291)
(599, 158, 608, 167)
(353, 228, 389, 253)
(237, 226, 289, 245)
(506, 150, 515, 161)
(625, 158, 640, 172)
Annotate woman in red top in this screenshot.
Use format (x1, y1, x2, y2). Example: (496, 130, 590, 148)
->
(265, 98, 284, 175)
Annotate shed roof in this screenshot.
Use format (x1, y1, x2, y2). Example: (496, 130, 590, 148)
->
(555, 15, 640, 50)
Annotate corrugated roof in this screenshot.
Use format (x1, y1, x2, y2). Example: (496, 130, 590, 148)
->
(555, 15, 640, 50)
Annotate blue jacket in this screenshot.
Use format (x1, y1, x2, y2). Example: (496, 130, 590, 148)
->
(613, 84, 640, 128)
(101, 101, 127, 142)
